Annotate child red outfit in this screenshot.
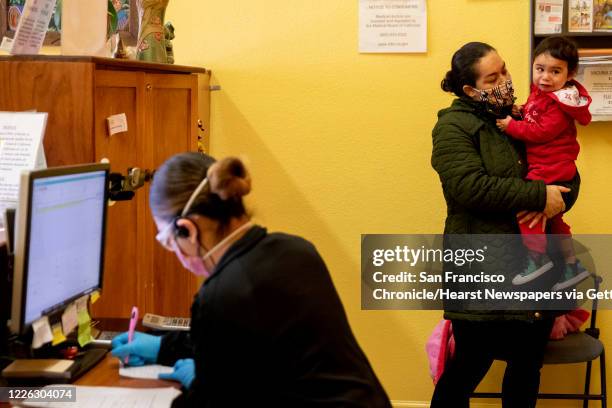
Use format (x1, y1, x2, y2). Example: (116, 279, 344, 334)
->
(505, 80, 592, 253)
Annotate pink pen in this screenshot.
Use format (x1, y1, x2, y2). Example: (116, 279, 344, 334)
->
(125, 306, 138, 364)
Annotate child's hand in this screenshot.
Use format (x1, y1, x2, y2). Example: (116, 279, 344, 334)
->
(512, 104, 523, 117)
(496, 116, 512, 132)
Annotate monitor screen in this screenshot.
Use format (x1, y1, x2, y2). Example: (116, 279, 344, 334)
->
(10, 164, 109, 334)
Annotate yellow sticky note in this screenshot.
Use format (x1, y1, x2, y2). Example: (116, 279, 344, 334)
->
(90, 290, 100, 304)
(51, 323, 67, 346)
(77, 308, 93, 347)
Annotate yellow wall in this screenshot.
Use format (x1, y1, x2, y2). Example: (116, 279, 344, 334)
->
(162, 0, 612, 404)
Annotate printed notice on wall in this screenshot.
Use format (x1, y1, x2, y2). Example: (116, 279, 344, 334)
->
(534, 0, 564, 34)
(0, 112, 47, 227)
(576, 64, 612, 121)
(359, 0, 427, 53)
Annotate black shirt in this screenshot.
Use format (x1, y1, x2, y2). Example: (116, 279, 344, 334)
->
(158, 225, 391, 407)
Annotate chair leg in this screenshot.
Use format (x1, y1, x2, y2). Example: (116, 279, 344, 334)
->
(600, 350, 607, 408)
(585, 360, 593, 408)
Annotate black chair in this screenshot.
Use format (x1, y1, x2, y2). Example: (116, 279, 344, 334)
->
(471, 275, 607, 407)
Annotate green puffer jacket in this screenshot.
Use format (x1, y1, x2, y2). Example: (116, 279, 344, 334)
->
(431, 97, 580, 322)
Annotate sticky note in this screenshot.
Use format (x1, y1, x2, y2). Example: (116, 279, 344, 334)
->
(32, 316, 53, 349)
(51, 323, 67, 346)
(77, 307, 93, 347)
(62, 303, 78, 335)
(107, 113, 128, 136)
(75, 294, 89, 312)
(90, 290, 100, 304)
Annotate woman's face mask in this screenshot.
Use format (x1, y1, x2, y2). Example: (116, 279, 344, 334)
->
(473, 79, 516, 112)
(172, 240, 215, 278)
(170, 221, 254, 278)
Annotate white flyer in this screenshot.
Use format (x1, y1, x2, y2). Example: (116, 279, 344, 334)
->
(359, 0, 427, 53)
(10, 0, 57, 55)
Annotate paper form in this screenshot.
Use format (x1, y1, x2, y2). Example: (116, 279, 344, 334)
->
(119, 364, 174, 380)
(22, 385, 181, 407)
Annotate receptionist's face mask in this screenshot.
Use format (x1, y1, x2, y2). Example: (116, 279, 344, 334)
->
(172, 239, 214, 278)
(155, 176, 253, 277)
(171, 221, 254, 277)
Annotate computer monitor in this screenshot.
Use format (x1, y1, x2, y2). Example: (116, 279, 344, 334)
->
(9, 163, 109, 335)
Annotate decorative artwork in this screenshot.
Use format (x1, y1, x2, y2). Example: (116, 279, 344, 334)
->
(1, 0, 137, 46)
(7, 0, 61, 32)
(594, 0, 612, 30)
(110, 0, 130, 31)
(569, 0, 594, 32)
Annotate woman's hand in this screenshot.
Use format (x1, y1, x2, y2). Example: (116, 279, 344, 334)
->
(544, 185, 571, 218)
(496, 116, 512, 132)
(512, 104, 523, 118)
(159, 358, 195, 389)
(517, 211, 548, 231)
(111, 332, 162, 366)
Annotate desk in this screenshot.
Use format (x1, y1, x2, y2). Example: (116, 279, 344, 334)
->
(1, 355, 179, 406)
(1, 319, 180, 406)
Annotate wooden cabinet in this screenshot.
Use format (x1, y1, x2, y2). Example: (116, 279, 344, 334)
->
(0, 56, 210, 318)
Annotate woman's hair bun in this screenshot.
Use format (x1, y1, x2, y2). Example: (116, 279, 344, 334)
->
(207, 157, 252, 200)
(441, 70, 456, 93)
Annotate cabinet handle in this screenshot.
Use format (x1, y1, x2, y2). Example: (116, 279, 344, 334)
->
(197, 119, 205, 132)
(146, 84, 152, 91)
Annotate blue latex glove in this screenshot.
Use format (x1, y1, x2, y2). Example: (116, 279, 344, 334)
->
(111, 331, 161, 366)
(159, 358, 195, 389)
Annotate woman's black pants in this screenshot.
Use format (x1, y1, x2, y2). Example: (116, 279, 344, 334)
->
(430, 317, 554, 408)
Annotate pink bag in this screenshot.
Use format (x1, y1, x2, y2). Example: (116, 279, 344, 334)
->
(425, 319, 455, 384)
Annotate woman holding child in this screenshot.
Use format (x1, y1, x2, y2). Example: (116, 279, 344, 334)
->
(430, 41, 582, 407)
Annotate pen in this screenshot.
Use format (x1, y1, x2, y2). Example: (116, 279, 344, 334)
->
(126, 306, 138, 365)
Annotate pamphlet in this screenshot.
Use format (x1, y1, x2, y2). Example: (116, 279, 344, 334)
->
(569, 0, 594, 32)
(534, 0, 564, 34)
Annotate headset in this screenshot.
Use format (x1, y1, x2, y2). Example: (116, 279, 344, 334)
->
(174, 217, 191, 239)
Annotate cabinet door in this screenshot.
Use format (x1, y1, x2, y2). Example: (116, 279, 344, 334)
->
(0, 61, 94, 165)
(92, 70, 147, 318)
(143, 73, 200, 316)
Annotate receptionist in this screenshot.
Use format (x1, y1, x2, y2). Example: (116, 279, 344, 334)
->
(111, 152, 391, 407)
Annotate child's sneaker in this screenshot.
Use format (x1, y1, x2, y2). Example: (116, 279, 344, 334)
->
(512, 253, 554, 285)
(551, 260, 591, 291)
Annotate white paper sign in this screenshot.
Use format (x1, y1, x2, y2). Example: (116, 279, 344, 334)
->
(0, 112, 47, 227)
(534, 0, 564, 34)
(10, 0, 57, 55)
(359, 0, 427, 53)
(576, 65, 612, 120)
